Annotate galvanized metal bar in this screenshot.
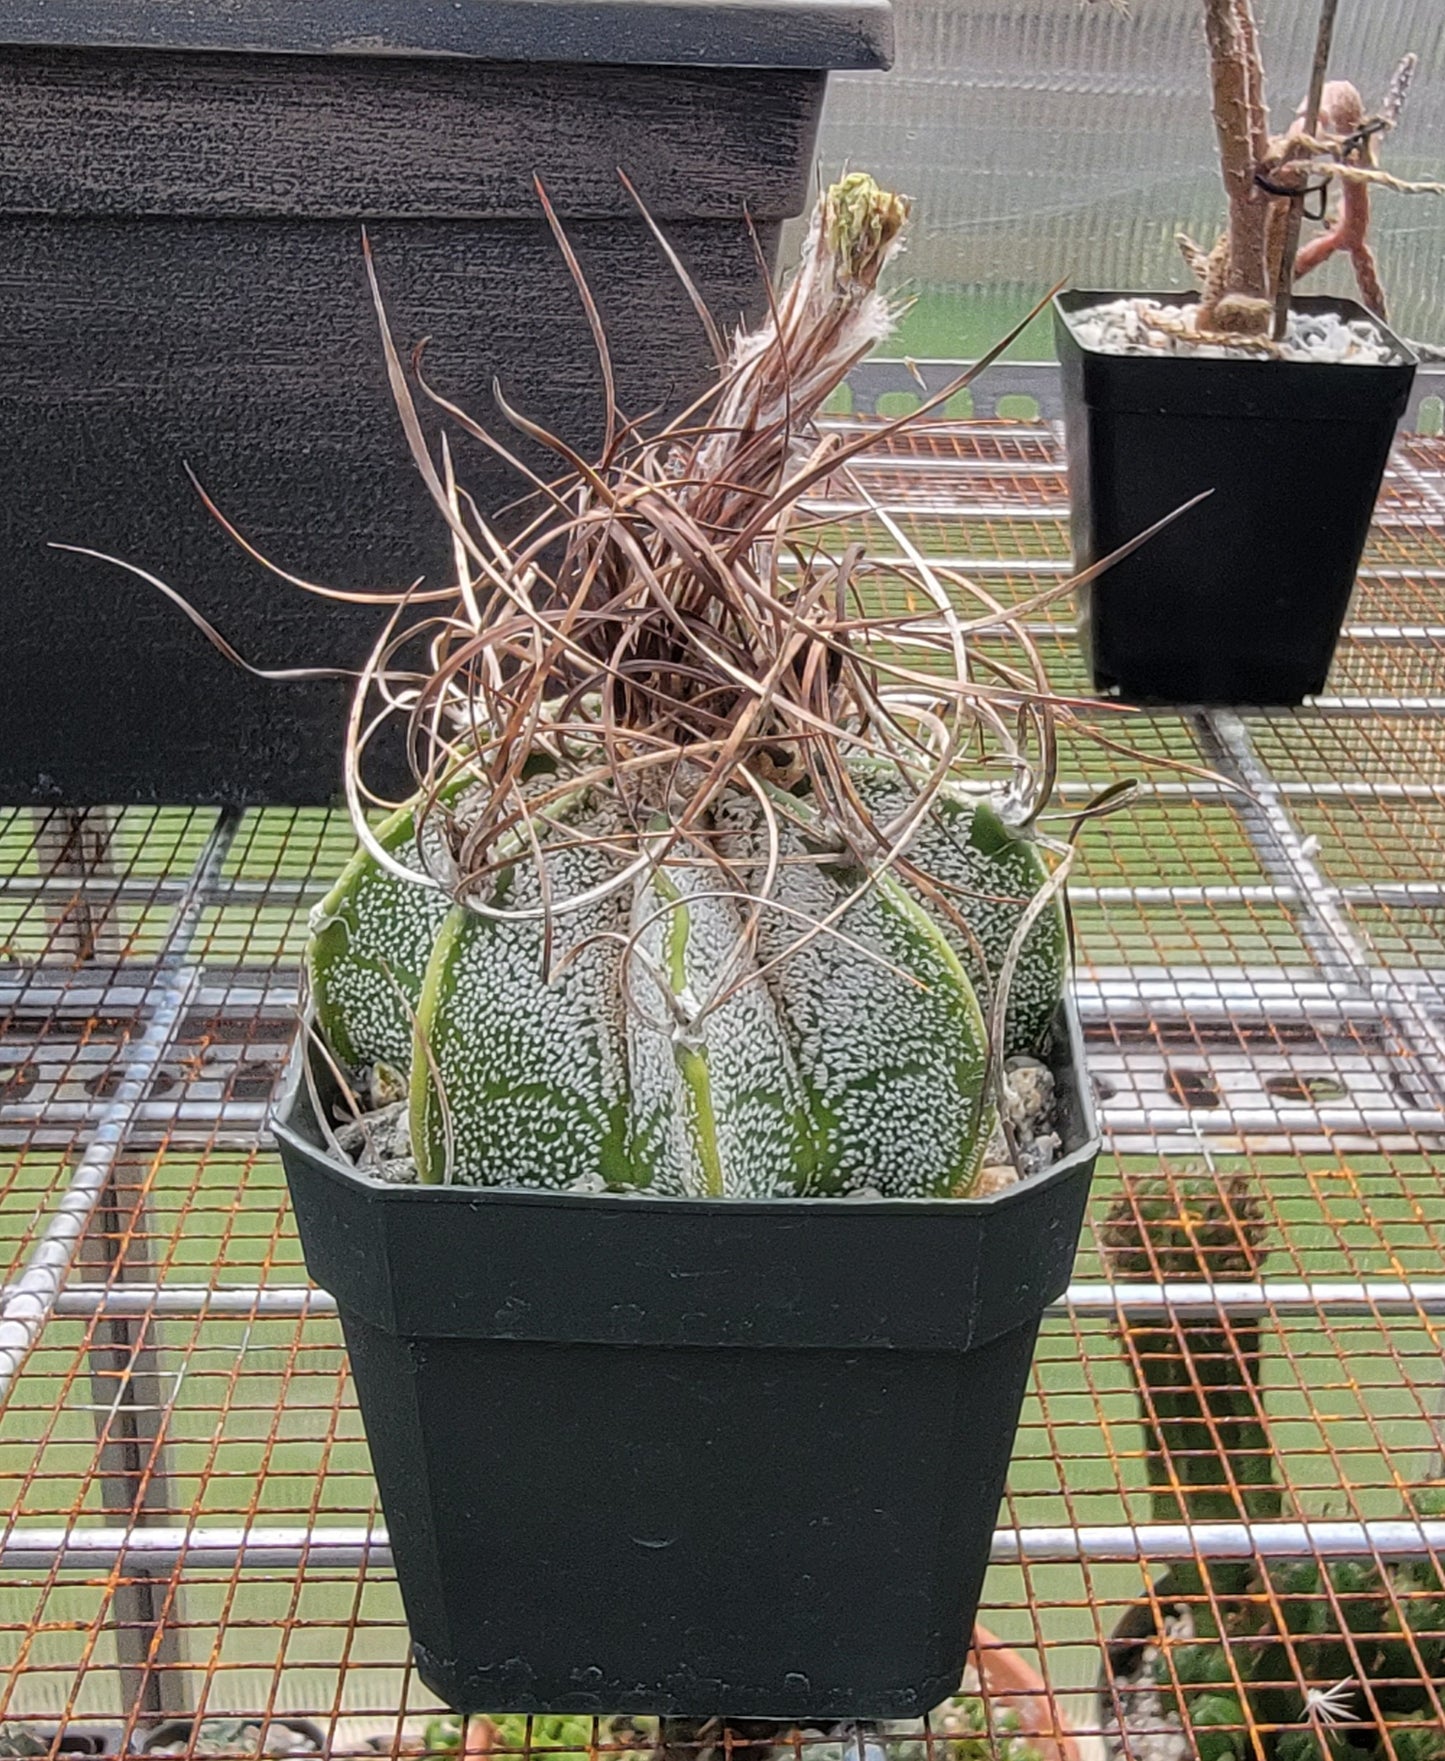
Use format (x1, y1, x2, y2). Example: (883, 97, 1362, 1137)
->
(0, 809, 241, 1403)
(1097, 1105, 1445, 1135)
(9, 1279, 1444, 1324)
(5, 1519, 1443, 1574)
(840, 357, 1445, 434)
(991, 1519, 1445, 1565)
(1392, 452, 1445, 522)
(1308, 693, 1445, 714)
(831, 450, 1433, 510)
(2, 965, 1436, 1048)
(1059, 1280, 1445, 1319)
(805, 495, 1445, 539)
(1203, 709, 1445, 1089)
(12, 874, 1445, 914)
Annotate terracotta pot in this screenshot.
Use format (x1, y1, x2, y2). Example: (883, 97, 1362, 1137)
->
(969, 1627, 1082, 1761)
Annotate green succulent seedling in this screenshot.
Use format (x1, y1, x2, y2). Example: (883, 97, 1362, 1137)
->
(1105, 1175, 1445, 1759)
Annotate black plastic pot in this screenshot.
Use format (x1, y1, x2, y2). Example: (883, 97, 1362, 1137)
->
(1054, 290, 1417, 707)
(0, 1, 891, 807)
(135, 1720, 325, 1757)
(272, 1001, 1099, 1722)
(0, 1727, 125, 1758)
(1095, 1582, 1178, 1756)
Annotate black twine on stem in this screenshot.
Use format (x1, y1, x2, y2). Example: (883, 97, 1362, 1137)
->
(1254, 168, 1332, 220)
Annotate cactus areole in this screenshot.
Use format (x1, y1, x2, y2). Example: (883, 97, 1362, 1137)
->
(269, 175, 1106, 1719)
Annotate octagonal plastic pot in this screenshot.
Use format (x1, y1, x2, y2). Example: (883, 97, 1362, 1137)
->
(0, 0, 891, 806)
(1055, 289, 1416, 707)
(272, 999, 1099, 1722)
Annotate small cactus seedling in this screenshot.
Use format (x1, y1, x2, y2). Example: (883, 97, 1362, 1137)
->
(1104, 1174, 1445, 1760)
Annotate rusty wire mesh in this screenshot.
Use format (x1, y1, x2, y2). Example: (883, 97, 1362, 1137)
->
(1, 420, 1443, 1761)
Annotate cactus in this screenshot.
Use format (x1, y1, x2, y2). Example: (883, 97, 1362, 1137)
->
(1102, 1173, 1278, 1613)
(1104, 1175, 1445, 1759)
(302, 173, 1085, 1201)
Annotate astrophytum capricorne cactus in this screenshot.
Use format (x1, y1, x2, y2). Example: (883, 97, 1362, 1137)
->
(309, 761, 1066, 1197)
(303, 174, 1077, 1200)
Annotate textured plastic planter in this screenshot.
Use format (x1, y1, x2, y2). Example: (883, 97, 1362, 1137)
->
(272, 1000, 1099, 1722)
(0, 0, 891, 806)
(1055, 290, 1416, 707)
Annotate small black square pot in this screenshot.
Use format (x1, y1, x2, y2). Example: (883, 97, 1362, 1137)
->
(134, 1721, 325, 1757)
(1054, 290, 1417, 707)
(0, 1, 890, 807)
(272, 1001, 1099, 1722)
(8, 1728, 125, 1758)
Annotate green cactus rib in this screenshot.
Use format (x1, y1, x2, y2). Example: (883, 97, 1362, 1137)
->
(307, 800, 452, 1072)
(750, 836, 990, 1197)
(409, 808, 636, 1190)
(627, 867, 815, 1200)
(844, 760, 1066, 1058)
(406, 815, 990, 1196)
(310, 763, 1068, 1195)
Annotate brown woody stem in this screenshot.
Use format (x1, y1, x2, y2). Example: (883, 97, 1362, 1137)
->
(1200, 0, 1273, 331)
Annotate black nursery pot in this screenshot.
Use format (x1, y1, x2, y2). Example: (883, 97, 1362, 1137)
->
(272, 1002, 1100, 1722)
(1054, 290, 1417, 707)
(135, 1721, 325, 1756)
(0, 0, 890, 807)
(1095, 1581, 1178, 1743)
(10, 1728, 124, 1758)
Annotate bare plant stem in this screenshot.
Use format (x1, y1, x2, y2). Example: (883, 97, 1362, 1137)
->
(1199, 0, 1274, 331)
(1271, 0, 1342, 340)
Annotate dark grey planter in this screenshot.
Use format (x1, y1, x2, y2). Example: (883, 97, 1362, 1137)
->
(0, 1, 891, 806)
(1055, 289, 1416, 707)
(271, 999, 1099, 1722)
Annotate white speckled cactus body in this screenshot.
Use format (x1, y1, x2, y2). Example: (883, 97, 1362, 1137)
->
(308, 763, 1065, 1197)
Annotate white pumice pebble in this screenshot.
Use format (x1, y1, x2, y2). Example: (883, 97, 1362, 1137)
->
(1072, 297, 1400, 366)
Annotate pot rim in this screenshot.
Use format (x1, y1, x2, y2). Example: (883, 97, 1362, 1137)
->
(1093, 1576, 1184, 1710)
(1053, 288, 1419, 371)
(970, 1625, 1081, 1761)
(0, 0, 894, 72)
(270, 995, 1100, 1219)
